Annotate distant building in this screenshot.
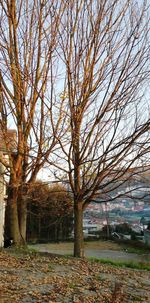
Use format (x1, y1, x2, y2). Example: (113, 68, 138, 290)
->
(0, 129, 17, 153)
(82, 219, 99, 237)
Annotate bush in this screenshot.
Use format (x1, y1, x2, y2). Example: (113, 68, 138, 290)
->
(115, 223, 132, 234)
(27, 182, 73, 242)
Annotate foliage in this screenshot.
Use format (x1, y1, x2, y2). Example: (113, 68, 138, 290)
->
(140, 216, 147, 226)
(101, 225, 114, 235)
(26, 182, 73, 242)
(115, 223, 132, 234)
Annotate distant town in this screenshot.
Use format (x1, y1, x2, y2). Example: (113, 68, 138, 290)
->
(84, 201, 150, 233)
(83, 176, 150, 239)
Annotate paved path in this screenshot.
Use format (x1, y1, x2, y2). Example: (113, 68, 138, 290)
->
(29, 243, 150, 262)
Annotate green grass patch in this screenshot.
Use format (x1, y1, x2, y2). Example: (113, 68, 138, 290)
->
(68, 282, 76, 289)
(114, 239, 150, 254)
(89, 257, 150, 271)
(64, 253, 73, 257)
(123, 246, 150, 255)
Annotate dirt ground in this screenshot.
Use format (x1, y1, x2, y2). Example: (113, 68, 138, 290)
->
(0, 249, 150, 303)
(29, 240, 122, 252)
(28, 241, 150, 262)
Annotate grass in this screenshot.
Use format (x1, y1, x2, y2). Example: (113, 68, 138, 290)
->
(68, 282, 76, 289)
(124, 247, 148, 254)
(114, 239, 150, 255)
(89, 257, 150, 271)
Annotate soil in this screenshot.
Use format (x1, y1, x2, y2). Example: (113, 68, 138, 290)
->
(28, 241, 150, 262)
(0, 249, 150, 303)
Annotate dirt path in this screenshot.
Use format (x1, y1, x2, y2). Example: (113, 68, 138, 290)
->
(29, 241, 150, 262)
(0, 250, 150, 303)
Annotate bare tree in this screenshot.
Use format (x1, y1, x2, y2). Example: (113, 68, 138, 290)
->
(55, 0, 150, 257)
(0, 0, 66, 245)
(0, 0, 149, 255)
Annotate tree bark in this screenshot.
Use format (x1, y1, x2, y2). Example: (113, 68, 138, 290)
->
(6, 170, 26, 246)
(38, 217, 41, 239)
(18, 198, 27, 245)
(8, 186, 23, 245)
(74, 202, 84, 258)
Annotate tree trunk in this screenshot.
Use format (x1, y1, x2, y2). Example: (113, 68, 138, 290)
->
(55, 224, 58, 242)
(74, 202, 84, 258)
(105, 203, 110, 240)
(6, 171, 26, 246)
(38, 217, 41, 239)
(18, 198, 27, 245)
(8, 187, 23, 245)
(59, 220, 63, 241)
